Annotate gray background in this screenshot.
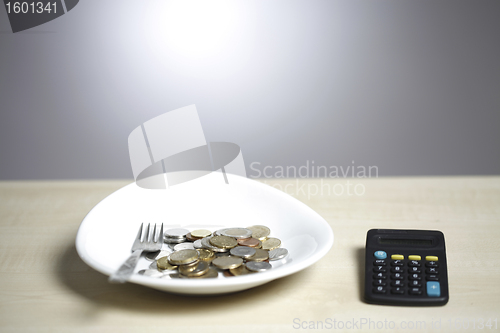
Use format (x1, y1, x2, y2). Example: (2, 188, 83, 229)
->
(1, 0, 499, 180)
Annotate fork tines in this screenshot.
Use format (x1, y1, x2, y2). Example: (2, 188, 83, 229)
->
(136, 223, 164, 243)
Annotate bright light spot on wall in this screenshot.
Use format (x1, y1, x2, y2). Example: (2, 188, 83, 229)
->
(144, 0, 239, 60)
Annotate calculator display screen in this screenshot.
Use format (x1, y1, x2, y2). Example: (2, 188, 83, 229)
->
(378, 238, 433, 246)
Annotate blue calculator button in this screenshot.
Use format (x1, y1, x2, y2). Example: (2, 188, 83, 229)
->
(426, 281, 441, 297)
(374, 251, 387, 259)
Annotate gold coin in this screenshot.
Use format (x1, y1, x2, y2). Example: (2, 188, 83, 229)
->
(212, 256, 243, 270)
(229, 265, 256, 276)
(247, 225, 270, 241)
(197, 248, 215, 262)
(191, 229, 212, 238)
(179, 261, 209, 277)
(210, 235, 238, 249)
(177, 259, 199, 273)
(168, 249, 199, 265)
(186, 233, 201, 242)
(156, 257, 178, 271)
(246, 248, 269, 262)
(180, 267, 218, 279)
(261, 237, 281, 250)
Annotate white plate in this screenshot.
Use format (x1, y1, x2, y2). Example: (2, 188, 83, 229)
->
(76, 173, 333, 295)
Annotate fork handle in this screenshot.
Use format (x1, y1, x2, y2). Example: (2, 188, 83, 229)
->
(108, 249, 143, 283)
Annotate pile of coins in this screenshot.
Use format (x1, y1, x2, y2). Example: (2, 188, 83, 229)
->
(138, 225, 289, 279)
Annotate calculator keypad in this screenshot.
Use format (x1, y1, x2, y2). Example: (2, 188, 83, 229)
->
(371, 253, 441, 297)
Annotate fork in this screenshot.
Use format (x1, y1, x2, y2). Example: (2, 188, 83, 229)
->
(108, 223, 163, 283)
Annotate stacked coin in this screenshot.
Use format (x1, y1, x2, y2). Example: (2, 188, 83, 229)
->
(164, 228, 190, 244)
(185, 229, 212, 242)
(144, 225, 288, 279)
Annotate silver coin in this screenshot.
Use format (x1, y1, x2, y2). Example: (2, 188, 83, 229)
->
(215, 252, 231, 257)
(193, 239, 204, 249)
(268, 248, 289, 261)
(174, 242, 195, 251)
(246, 261, 272, 272)
(230, 246, 256, 258)
(200, 236, 212, 248)
(138, 269, 165, 277)
(221, 228, 253, 239)
(164, 236, 187, 244)
(201, 236, 229, 253)
(145, 250, 171, 261)
(214, 228, 228, 236)
(164, 228, 190, 238)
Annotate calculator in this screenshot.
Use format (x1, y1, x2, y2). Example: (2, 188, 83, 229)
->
(364, 229, 449, 306)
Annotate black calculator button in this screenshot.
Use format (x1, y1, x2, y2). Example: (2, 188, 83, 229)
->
(373, 279, 387, 286)
(391, 287, 404, 294)
(391, 260, 404, 266)
(390, 266, 403, 273)
(426, 275, 439, 281)
(373, 260, 386, 266)
(409, 288, 422, 295)
(373, 273, 387, 279)
(373, 286, 387, 294)
(391, 273, 403, 280)
(425, 261, 439, 268)
(373, 266, 387, 273)
(409, 273, 422, 280)
(409, 280, 422, 287)
(426, 268, 438, 274)
(408, 260, 421, 267)
(391, 280, 404, 287)
(408, 267, 421, 273)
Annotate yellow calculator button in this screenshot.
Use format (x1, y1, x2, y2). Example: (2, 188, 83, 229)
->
(391, 254, 404, 260)
(408, 255, 421, 261)
(426, 256, 439, 261)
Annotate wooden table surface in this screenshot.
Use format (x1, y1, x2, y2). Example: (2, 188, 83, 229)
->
(1, 177, 499, 332)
